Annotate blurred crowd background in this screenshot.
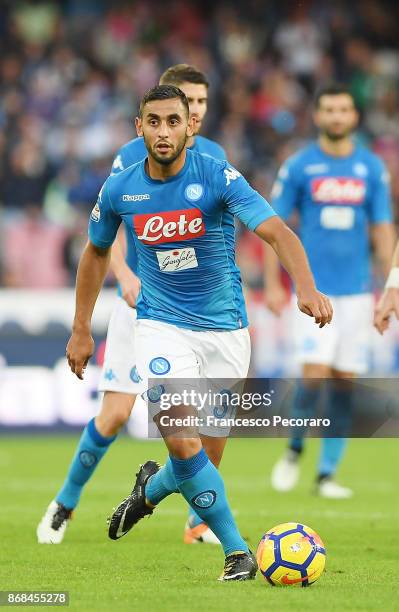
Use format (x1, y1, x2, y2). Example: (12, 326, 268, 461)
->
(1, 0, 399, 290)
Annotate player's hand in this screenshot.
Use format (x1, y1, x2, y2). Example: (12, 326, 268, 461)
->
(66, 328, 95, 380)
(297, 288, 333, 328)
(119, 270, 141, 308)
(374, 288, 399, 335)
(264, 284, 288, 317)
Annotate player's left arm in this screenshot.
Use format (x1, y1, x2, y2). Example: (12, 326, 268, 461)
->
(220, 164, 332, 327)
(370, 222, 396, 278)
(255, 217, 332, 327)
(367, 156, 395, 277)
(374, 240, 399, 334)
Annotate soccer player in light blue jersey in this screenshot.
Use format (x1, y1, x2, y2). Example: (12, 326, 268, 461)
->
(265, 83, 396, 498)
(36, 65, 236, 547)
(66, 85, 332, 580)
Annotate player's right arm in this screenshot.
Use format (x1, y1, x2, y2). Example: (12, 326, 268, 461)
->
(263, 159, 300, 316)
(110, 229, 140, 308)
(66, 240, 111, 379)
(67, 180, 121, 379)
(374, 241, 399, 334)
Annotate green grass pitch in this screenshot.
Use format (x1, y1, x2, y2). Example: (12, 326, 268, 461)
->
(0, 436, 397, 611)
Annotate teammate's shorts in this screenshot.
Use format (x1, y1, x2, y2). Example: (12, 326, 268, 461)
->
(293, 293, 373, 374)
(98, 297, 142, 394)
(136, 319, 251, 437)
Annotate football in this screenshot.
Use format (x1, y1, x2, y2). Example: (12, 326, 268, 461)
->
(257, 522, 326, 586)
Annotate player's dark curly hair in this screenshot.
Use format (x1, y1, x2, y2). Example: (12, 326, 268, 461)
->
(159, 64, 209, 88)
(314, 83, 355, 108)
(139, 85, 189, 117)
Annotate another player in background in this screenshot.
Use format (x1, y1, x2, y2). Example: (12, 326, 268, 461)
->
(374, 241, 399, 334)
(265, 83, 395, 498)
(37, 65, 226, 545)
(67, 85, 332, 580)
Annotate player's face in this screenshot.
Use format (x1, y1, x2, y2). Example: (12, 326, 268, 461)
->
(136, 98, 195, 165)
(177, 82, 208, 135)
(314, 94, 358, 141)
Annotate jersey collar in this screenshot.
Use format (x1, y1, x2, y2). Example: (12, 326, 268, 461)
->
(140, 149, 192, 185)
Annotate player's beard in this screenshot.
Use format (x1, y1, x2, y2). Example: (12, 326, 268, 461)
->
(323, 126, 353, 142)
(145, 133, 188, 166)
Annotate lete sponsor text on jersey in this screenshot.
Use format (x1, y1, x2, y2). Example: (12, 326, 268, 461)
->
(311, 177, 366, 204)
(134, 208, 206, 244)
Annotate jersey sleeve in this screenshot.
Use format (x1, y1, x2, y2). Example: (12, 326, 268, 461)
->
(270, 156, 302, 220)
(88, 179, 121, 248)
(217, 162, 276, 231)
(367, 156, 392, 224)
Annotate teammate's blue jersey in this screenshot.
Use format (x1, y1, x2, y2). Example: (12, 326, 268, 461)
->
(271, 142, 392, 295)
(89, 149, 275, 331)
(111, 135, 226, 277)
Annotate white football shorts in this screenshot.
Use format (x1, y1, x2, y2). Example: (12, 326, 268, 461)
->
(293, 293, 373, 374)
(98, 297, 142, 394)
(136, 319, 251, 437)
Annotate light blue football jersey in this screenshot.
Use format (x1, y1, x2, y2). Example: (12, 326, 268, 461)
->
(111, 135, 226, 276)
(90, 150, 276, 331)
(271, 142, 392, 295)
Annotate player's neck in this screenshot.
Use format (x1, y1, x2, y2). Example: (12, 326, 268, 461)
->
(318, 135, 354, 158)
(146, 149, 187, 181)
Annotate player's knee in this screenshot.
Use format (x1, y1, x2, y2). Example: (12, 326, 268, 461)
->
(109, 406, 131, 430)
(167, 437, 202, 459)
(97, 393, 134, 436)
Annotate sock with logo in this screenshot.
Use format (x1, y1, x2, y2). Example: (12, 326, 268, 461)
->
(318, 383, 352, 477)
(56, 418, 116, 509)
(170, 448, 248, 556)
(145, 458, 215, 527)
(289, 381, 322, 454)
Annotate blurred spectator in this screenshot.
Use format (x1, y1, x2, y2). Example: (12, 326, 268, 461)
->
(3, 205, 68, 288)
(0, 0, 398, 287)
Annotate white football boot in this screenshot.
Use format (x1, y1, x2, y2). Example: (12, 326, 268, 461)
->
(271, 450, 300, 492)
(317, 479, 353, 499)
(183, 521, 220, 544)
(37, 500, 73, 544)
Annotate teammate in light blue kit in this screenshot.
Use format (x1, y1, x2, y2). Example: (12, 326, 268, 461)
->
(37, 65, 228, 546)
(266, 83, 395, 497)
(66, 85, 332, 580)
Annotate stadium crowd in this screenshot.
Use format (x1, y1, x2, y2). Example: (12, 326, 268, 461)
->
(0, 0, 398, 288)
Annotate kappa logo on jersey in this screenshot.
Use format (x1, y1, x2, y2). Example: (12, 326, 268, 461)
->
(134, 208, 206, 244)
(224, 167, 241, 186)
(122, 193, 150, 202)
(311, 177, 366, 204)
(112, 154, 124, 172)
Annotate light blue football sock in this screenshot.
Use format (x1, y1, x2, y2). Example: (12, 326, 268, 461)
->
(145, 457, 179, 505)
(318, 383, 352, 477)
(56, 418, 116, 509)
(289, 382, 321, 454)
(188, 507, 203, 528)
(319, 437, 348, 477)
(170, 448, 249, 556)
(145, 457, 215, 527)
